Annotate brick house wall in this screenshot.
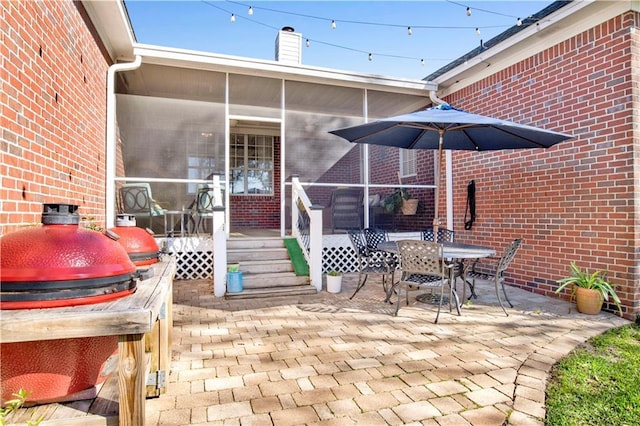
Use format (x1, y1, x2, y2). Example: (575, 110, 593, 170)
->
(229, 138, 281, 228)
(442, 12, 639, 319)
(1, 1, 111, 235)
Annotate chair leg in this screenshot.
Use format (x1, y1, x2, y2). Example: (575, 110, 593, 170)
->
(494, 276, 510, 316)
(434, 285, 444, 324)
(394, 285, 403, 316)
(349, 272, 368, 300)
(450, 279, 461, 316)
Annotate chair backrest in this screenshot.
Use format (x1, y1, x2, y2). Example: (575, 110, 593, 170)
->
(363, 228, 388, 250)
(397, 240, 445, 277)
(196, 184, 215, 214)
(120, 183, 154, 214)
(437, 228, 455, 243)
(331, 188, 364, 230)
(347, 229, 368, 257)
(497, 238, 522, 276)
(421, 228, 434, 241)
(421, 227, 454, 243)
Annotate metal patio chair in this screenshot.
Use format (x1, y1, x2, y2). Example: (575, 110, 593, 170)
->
(347, 229, 394, 300)
(466, 238, 523, 316)
(119, 183, 167, 234)
(194, 184, 215, 234)
(393, 240, 458, 322)
(421, 227, 455, 243)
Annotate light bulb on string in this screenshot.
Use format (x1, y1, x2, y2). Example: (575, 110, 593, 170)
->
(466, 7, 471, 16)
(516, 17, 522, 26)
(407, 26, 412, 36)
(248, 6, 253, 15)
(475, 27, 480, 36)
(230, 13, 235, 23)
(305, 39, 310, 47)
(331, 20, 336, 29)
(368, 53, 372, 61)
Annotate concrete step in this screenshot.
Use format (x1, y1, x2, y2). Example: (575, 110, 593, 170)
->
(242, 272, 309, 289)
(224, 236, 311, 299)
(227, 237, 284, 250)
(225, 285, 317, 299)
(227, 247, 289, 263)
(239, 260, 294, 274)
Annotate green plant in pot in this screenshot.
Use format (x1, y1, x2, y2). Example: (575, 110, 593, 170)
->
(326, 270, 342, 293)
(555, 262, 622, 315)
(380, 188, 416, 214)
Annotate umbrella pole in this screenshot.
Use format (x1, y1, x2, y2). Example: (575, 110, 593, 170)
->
(433, 130, 444, 243)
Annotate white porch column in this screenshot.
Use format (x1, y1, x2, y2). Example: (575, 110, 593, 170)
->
(309, 205, 323, 292)
(213, 205, 226, 297)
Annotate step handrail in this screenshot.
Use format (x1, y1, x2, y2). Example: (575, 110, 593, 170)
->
(291, 176, 323, 291)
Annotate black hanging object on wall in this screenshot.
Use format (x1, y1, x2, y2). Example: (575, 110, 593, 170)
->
(464, 180, 476, 230)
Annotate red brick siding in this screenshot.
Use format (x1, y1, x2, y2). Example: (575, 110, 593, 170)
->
(443, 12, 639, 318)
(1, 1, 110, 235)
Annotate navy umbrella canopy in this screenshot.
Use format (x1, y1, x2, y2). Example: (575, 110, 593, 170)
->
(329, 103, 573, 238)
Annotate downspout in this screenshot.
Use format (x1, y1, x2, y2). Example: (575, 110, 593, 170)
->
(429, 91, 454, 231)
(106, 56, 142, 228)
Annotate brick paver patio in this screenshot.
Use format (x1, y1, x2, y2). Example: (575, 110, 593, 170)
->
(145, 274, 629, 425)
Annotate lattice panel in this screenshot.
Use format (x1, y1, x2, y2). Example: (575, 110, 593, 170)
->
(176, 250, 213, 280)
(160, 232, 418, 280)
(323, 245, 358, 273)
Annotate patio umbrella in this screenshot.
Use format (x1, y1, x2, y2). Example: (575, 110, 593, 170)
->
(329, 103, 573, 239)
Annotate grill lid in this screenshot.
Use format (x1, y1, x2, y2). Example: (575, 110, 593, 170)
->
(109, 214, 160, 266)
(0, 203, 138, 309)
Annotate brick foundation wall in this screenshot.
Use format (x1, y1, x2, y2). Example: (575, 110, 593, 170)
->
(1, 1, 111, 235)
(443, 12, 639, 319)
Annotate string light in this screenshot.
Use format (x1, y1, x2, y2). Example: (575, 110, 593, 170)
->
(204, 1, 541, 70)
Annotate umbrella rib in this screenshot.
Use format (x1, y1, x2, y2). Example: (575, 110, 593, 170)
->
(348, 123, 403, 143)
(494, 127, 552, 148)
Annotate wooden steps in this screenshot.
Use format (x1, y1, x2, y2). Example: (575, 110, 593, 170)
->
(225, 237, 316, 299)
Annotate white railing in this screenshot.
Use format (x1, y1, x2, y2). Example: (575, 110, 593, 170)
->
(291, 176, 323, 291)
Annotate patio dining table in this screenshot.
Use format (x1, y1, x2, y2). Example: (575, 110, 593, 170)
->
(377, 240, 496, 307)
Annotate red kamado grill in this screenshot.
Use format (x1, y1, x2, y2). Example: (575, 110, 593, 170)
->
(0, 203, 139, 404)
(108, 214, 160, 266)
(0, 203, 138, 309)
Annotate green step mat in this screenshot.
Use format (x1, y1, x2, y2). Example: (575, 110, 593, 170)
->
(283, 237, 310, 276)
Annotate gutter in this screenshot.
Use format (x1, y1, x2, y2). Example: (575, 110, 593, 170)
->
(106, 55, 142, 228)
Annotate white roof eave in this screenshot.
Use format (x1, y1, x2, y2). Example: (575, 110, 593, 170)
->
(82, 0, 135, 61)
(433, 0, 637, 96)
(132, 43, 437, 96)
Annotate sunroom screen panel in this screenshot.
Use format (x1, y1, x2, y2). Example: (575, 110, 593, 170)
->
(116, 94, 225, 211)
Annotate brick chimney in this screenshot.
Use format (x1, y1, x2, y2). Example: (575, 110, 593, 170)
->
(275, 26, 302, 65)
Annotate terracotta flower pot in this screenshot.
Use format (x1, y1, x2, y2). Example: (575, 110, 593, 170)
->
(401, 199, 418, 215)
(575, 287, 603, 315)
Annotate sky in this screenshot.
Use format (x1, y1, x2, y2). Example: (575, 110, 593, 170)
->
(124, 1, 556, 80)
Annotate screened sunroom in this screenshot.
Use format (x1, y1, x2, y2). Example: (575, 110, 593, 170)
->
(113, 46, 439, 243)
